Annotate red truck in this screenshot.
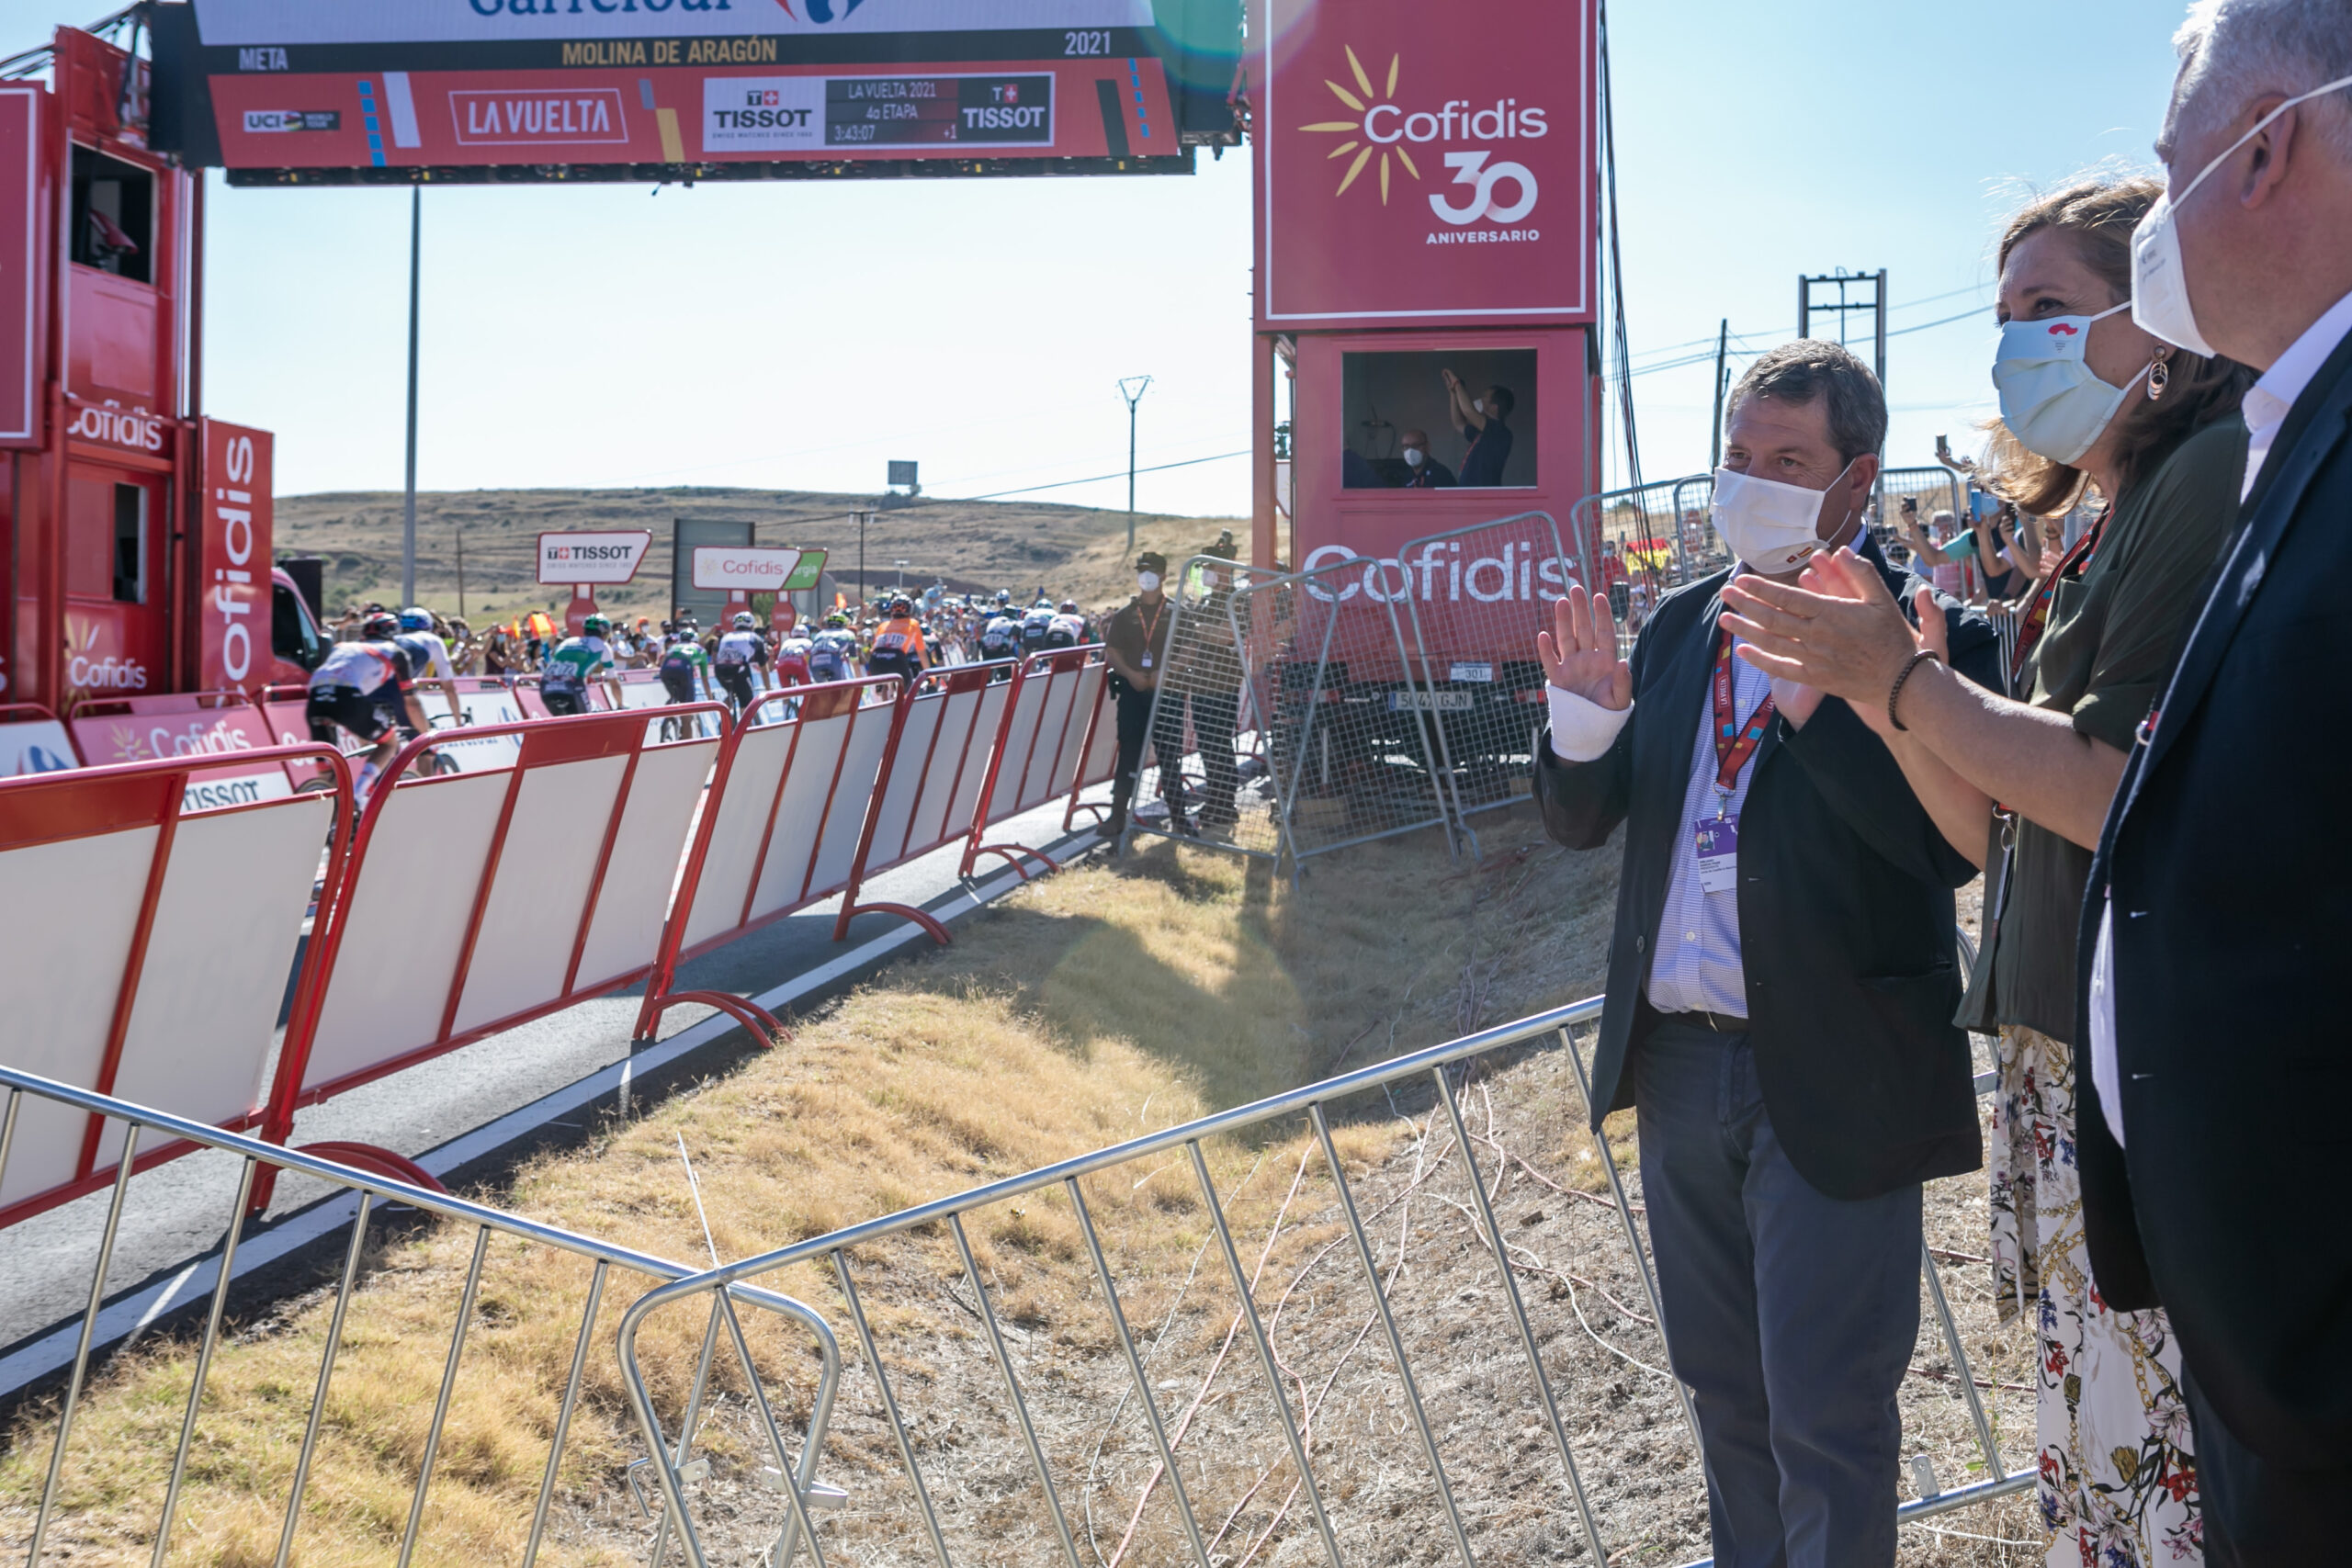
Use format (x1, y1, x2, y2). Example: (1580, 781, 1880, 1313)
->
(0, 24, 319, 761)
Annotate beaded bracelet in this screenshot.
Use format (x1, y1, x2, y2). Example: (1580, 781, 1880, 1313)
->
(1888, 649, 1941, 732)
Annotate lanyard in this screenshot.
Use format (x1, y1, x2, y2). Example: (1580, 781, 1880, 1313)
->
(2007, 508, 2110, 688)
(1136, 599, 1165, 653)
(1711, 628, 1774, 812)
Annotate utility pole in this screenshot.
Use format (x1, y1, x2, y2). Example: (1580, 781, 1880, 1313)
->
(402, 185, 423, 607)
(1117, 375, 1152, 551)
(1797, 268, 1888, 388)
(853, 508, 871, 606)
(456, 527, 466, 620)
(894, 558, 909, 590)
(1708, 317, 1730, 470)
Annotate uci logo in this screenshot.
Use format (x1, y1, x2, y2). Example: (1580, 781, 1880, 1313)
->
(775, 0, 864, 19)
(1429, 151, 1537, 226)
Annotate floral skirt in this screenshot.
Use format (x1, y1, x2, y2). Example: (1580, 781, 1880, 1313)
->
(1987, 1023, 2203, 1565)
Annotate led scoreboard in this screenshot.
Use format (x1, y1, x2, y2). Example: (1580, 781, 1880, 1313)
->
(147, 0, 1241, 184)
(705, 74, 1057, 153)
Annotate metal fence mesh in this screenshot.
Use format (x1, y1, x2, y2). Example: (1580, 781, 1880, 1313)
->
(1126, 557, 1286, 861)
(1394, 513, 1574, 850)
(1129, 555, 1455, 869)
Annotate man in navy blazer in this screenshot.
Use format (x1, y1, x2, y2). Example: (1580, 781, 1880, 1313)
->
(1536, 343, 1998, 1566)
(2075, 6, 2352, 1560)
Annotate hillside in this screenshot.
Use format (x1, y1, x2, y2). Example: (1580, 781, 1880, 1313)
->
(273, 486, 1245, 625)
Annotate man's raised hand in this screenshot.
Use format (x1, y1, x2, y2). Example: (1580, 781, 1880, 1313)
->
(1538, 588, 1631, 711)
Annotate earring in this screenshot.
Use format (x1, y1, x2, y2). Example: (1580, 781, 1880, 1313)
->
(2148, 358, 2170, 400)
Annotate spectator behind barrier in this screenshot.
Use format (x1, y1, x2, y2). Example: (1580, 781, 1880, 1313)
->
(1717, 174, 2253, 1564)
(1535, 339, 1997, 1567)
(1100, 549, 1177, 843)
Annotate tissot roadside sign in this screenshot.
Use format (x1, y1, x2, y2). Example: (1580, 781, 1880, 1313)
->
(537, 530, 650, 585)
(1255, 0, 1596, 326)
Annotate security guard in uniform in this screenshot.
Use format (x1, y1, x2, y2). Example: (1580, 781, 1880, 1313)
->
(1101, 550, 1178, 841)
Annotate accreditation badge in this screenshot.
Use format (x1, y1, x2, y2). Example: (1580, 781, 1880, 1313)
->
(1695, 816, 1739, 894)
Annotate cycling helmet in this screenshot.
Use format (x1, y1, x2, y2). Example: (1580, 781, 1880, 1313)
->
(824, 611, 848, 628)
(362, 612, 401, 638)
(582, 615, 610, 636)
(889, 596, 914, 617)
(398, 607, 433, 631)
(733, 612, 757, 630)
(1059, 600, 1078, 614)
(994, 590, 1012, 606)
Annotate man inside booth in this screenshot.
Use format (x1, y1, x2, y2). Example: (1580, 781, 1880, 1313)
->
(1442, 367, 1516, 485)
(1396, 428, 1456, 488)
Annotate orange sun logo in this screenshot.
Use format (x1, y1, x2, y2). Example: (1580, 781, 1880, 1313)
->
(1297, 45, 1419, 203)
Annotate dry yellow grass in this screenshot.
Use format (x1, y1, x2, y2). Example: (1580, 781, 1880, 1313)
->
(3, 812, 1614, 1566)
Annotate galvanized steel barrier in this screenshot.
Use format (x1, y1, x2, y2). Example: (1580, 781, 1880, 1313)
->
(1394, 512, 1576, 850)
(616, 981, 2030, 1567)
(0, 1059, 841, 1568)
(1125, 558, 1274, 859)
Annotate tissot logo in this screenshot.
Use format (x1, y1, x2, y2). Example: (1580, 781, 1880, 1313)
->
(1296, 44, 1545, 223)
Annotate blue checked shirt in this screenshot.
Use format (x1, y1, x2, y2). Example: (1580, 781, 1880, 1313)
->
(1548, 637, 1774, 1018)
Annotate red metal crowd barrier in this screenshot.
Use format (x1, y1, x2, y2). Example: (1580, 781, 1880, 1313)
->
(831, 661, 1019, 942)
(257, 703, 761, 1203)
(632, 675, 903, 1041)
(0, 744, 355, 1230)
(1060, 665, 1125, 832)
(68, 690, 300, 805)
(963, 646, 1109, 877)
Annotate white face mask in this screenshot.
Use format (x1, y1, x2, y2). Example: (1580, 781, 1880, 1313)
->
(1137, 571, 1161, 592)
(1402, 446, 1426, 467)
(1993, 302, 2149, 466)
(1710, 457, 1857, 575)
(1472, 399, 1486, 414)
(2133, 72, 2352, 356)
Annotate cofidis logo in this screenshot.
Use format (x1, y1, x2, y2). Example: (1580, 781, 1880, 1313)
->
(1297, 45, 1544, 237)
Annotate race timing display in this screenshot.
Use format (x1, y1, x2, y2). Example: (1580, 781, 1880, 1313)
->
(147, 0, 1240, 182)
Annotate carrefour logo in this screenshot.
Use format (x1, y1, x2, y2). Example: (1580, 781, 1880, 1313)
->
(775, 0, 864, 19)
(1297, 45, 1544, 226)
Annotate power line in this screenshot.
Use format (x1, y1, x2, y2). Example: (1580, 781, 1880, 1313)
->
(958, 448, 1249, 502)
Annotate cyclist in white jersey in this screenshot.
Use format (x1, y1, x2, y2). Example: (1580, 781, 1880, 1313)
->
(306, 612, 434, 807)
(713, 611, 770, 714)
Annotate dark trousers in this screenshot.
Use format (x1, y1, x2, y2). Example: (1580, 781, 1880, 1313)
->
(1634, 1021, 1921, 1568)
(1112, 679, 1182, 807)
(2184, 1364, 2346, 1566)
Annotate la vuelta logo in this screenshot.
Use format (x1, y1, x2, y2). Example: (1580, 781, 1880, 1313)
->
(1297, 45, 1542, 227)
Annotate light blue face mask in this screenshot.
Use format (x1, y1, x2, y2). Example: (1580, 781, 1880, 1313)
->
(1992, 301, 2150, 466)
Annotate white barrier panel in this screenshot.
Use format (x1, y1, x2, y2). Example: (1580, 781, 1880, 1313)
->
(68, 693, 295, 812)
(0, 746, 352, 1229)
(963, 647, 1106, 875)
(1060, 664, 1124, 832)
(0, 704, 81, 777)
(419, 676, 535, 771)
(267, 705, 734, 1145)
(867, 665, 1011, 868)
(635, 677, 903, 1046)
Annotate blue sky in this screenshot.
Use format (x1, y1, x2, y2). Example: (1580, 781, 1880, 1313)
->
(7, 0, 2190, 512)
